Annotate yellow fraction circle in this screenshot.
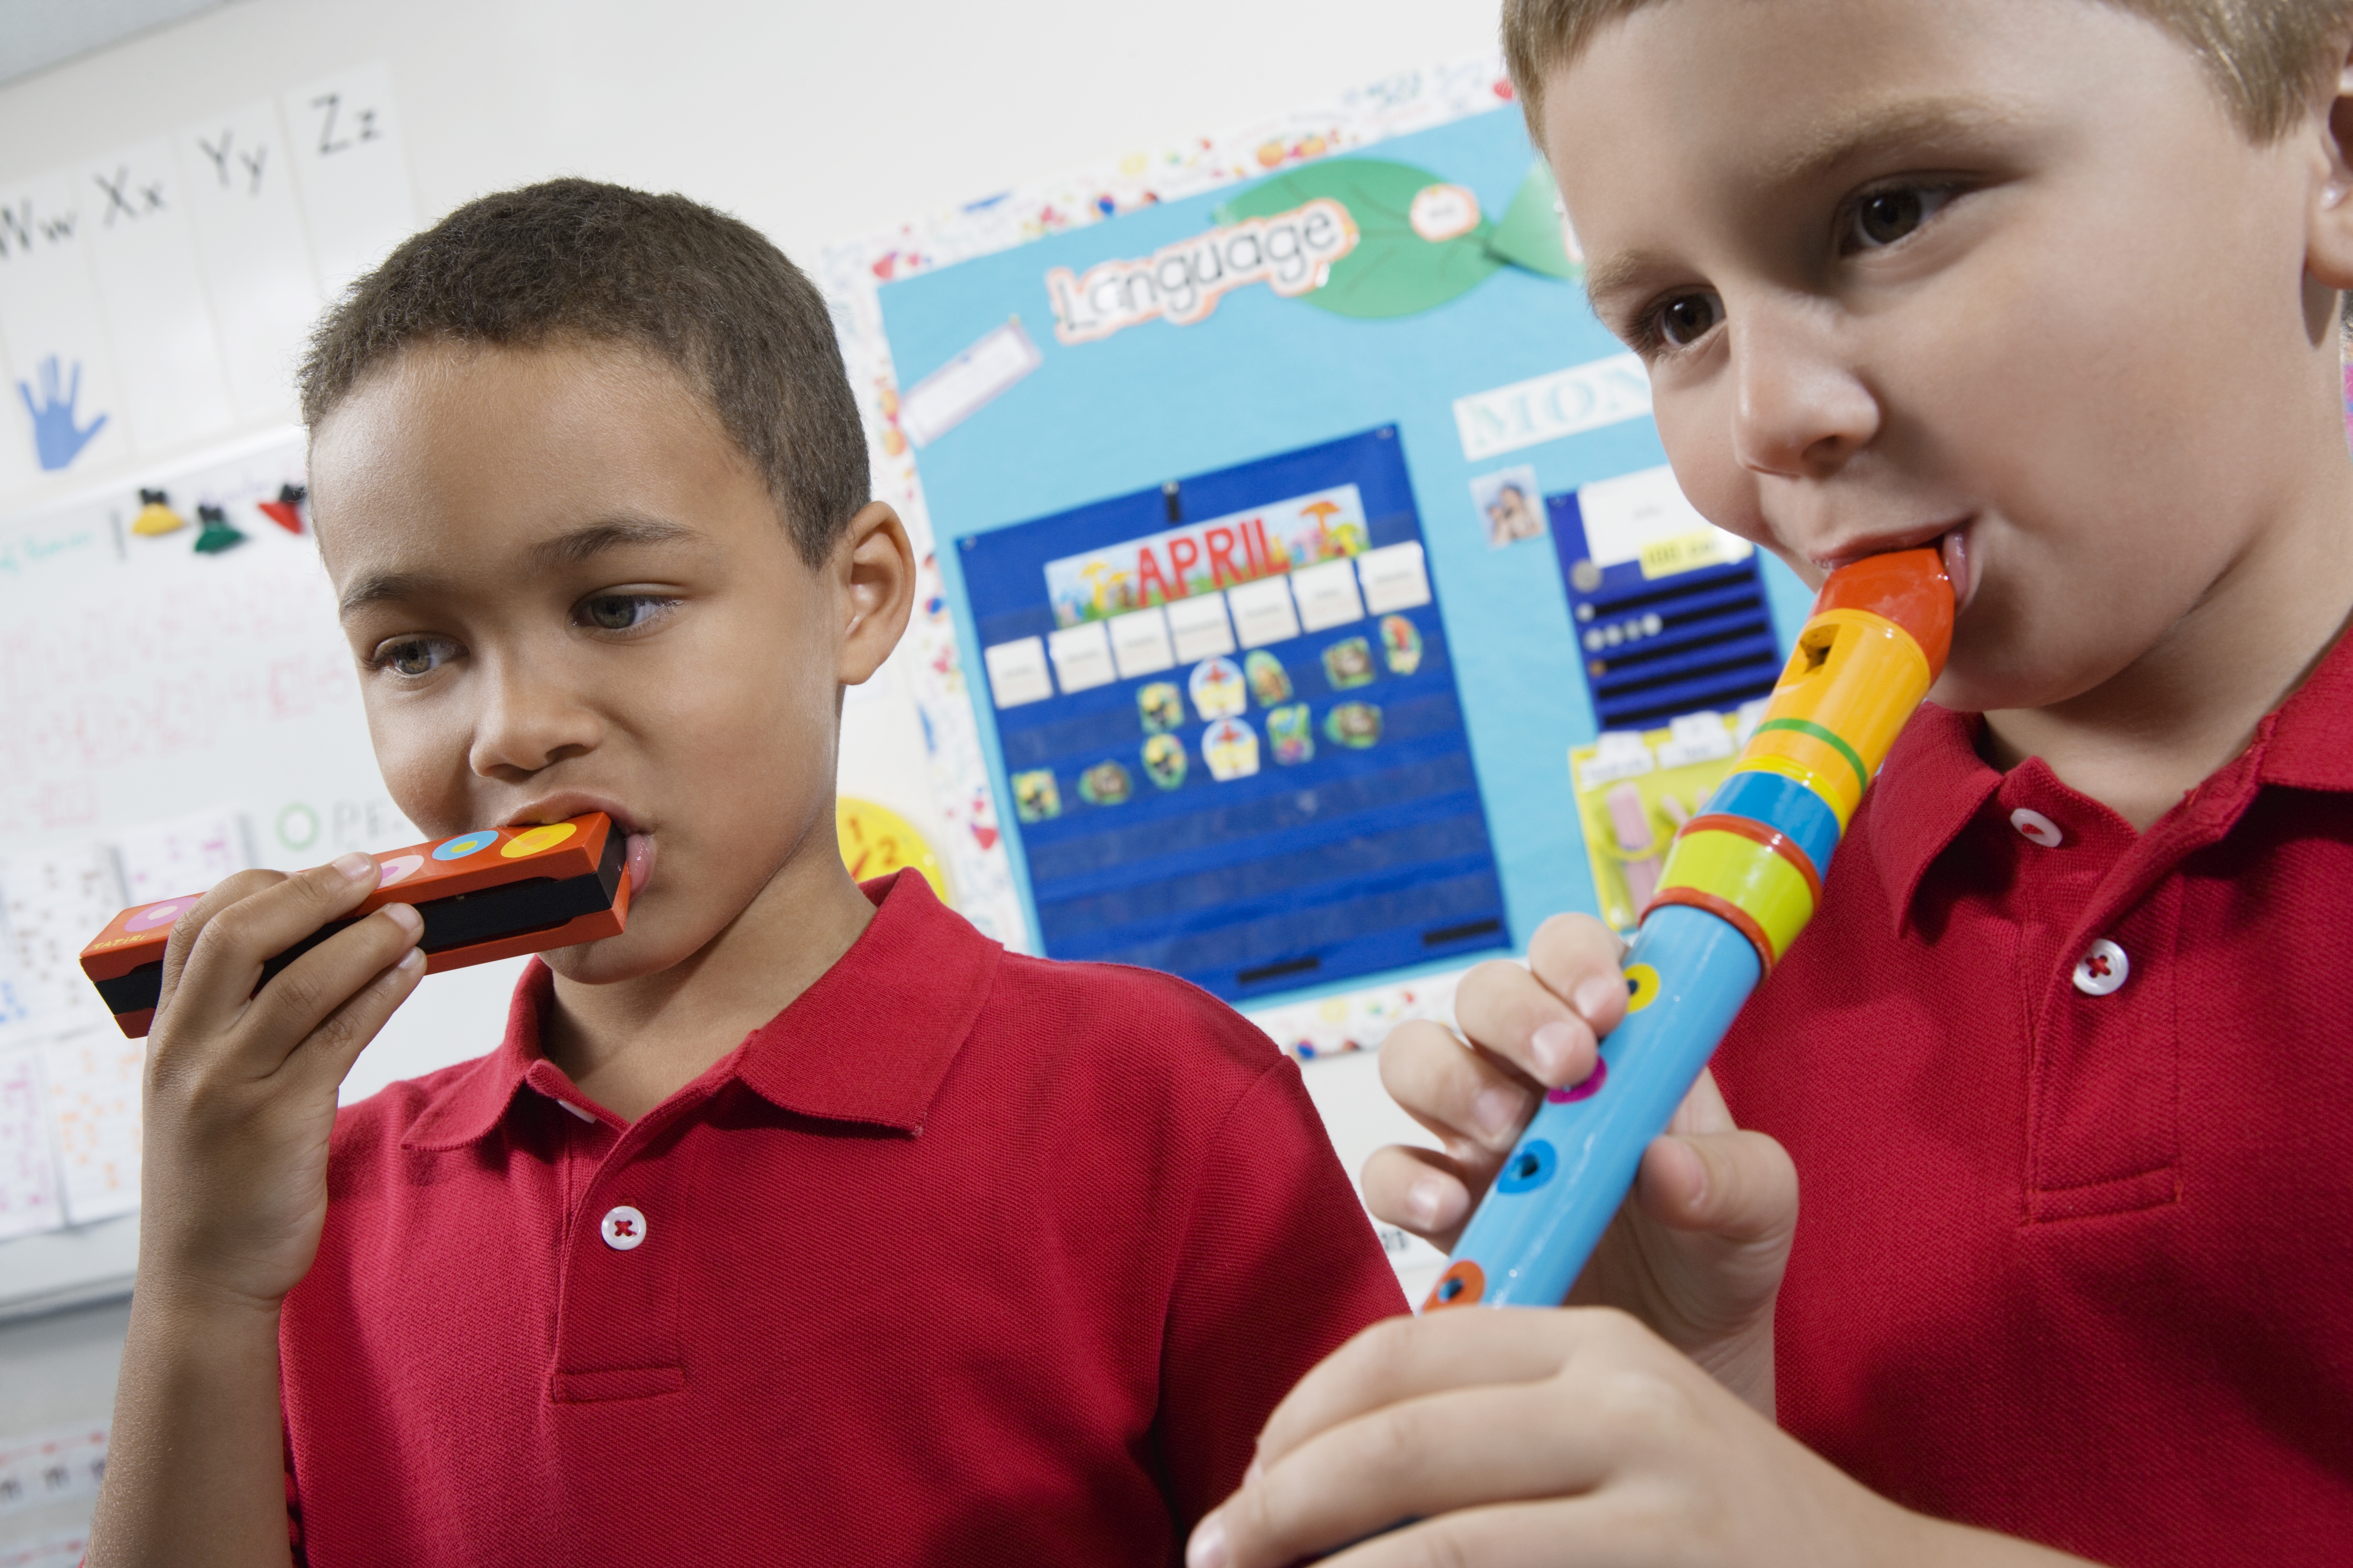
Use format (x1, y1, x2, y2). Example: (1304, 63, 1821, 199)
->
(501, 822, 578, 858)
(1623, 963, 1661, 1014)
(837, 797, 951, 904)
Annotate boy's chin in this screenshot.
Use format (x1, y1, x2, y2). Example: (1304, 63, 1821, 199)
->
(1928, 666, 2042, 717)
(538, 928, 677, 986)
(1933, 632, 2134, 717)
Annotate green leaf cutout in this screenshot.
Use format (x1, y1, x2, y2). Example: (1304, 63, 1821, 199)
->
(1485, 161, 1580, 280)
(1215, 158, 1503, 320)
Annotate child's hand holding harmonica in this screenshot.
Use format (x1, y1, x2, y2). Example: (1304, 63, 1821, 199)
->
(93, 855, 422, 1568)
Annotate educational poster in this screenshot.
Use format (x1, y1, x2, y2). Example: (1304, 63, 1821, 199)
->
(38, 1025, 143, 1224)
(77, 137, 237, 454)
(0, 1048, 61, 1242)
(280, 63, 418, 299)
(1550, 466, 1779, 730)
(1568, 709, 1755, 930)
(176, 101, 324, 423)
(964, 428, 1505, 999)
(0, 1536, 90, 1568)
(836, 59, 1817, 1014)
(0, 846, 122, 1039)
(0, 1422, 108, 1541)
(0, 66, 417, 506)
(0, 170, 133, 497)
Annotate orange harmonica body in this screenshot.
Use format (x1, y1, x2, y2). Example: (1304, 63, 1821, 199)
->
(79, 812, 632, 1038)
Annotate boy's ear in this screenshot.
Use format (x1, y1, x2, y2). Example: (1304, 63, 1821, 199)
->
(833, 501, 917, 687)
(2309, 41, 2353, 293)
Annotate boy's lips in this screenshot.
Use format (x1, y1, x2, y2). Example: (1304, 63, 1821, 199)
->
(1940, 529, 1976, 616)
(501, 796, 656, 898)
(624, 832, 656, 899)
(1812, 521, 1977, 615)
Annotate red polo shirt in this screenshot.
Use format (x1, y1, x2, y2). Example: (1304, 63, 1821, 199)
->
(277, 872, 1405, 1565)
(1714, 634, 2353, 1566)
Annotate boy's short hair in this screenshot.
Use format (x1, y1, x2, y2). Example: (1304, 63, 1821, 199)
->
(1502, 0, 2352, 144)
(299, 178, 869, 565)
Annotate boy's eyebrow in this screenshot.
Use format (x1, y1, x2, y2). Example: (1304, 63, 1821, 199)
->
(1583, 247, 1681, 317)
(1764, 95, 2026, 189)
(337, 515, 701, 618)
(524, 516, 700, 570)
(1580, 95, 2025, 318)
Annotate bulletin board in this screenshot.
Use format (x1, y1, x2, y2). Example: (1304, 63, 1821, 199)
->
(831, 66, 1819, 1020)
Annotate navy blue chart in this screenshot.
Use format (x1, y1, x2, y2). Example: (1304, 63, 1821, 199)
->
(1548, 490, 1783, 731)
(961, 427, 1510, 1001)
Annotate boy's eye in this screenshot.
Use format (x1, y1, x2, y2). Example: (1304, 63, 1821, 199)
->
(1657, 293, 1723, 347)
(578, 593, 666, 632)
(375, 637, 459, 677)
(1846, 185, 1956, 251)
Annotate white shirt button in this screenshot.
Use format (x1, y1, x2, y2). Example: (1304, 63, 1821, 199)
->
(2072, 939, 2129, 996)
(2010, 807, 2064, 847)
(600, 1205, 647, 1251)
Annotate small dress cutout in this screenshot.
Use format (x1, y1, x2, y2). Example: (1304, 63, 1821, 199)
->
(258, 483, 308, 535)
(192, 503, 247, 555)
(131, 488, 186, 537)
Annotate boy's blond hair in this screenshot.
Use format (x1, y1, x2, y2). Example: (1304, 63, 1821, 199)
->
(1502, 0, 2352, 144)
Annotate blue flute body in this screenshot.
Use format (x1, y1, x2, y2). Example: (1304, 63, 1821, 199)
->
(1427, 548, 1955, 1313)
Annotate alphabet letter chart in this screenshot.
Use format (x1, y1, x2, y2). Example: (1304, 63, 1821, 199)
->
(0, 64, 418, 503)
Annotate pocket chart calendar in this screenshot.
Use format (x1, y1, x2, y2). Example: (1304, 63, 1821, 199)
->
(964, 428, 1506, 999)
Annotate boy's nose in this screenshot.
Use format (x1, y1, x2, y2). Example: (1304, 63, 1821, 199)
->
(469, 658, 603, 780)
(1728, 306, 1880, 481)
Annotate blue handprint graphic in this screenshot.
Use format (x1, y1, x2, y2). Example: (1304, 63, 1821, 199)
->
(17, 355, 108, 471)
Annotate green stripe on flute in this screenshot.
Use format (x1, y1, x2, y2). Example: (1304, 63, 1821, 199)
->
(1750, 718, 1871, 796)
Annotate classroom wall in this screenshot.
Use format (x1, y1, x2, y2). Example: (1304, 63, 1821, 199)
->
(0, 0, 1502, 264)
(0, 1, 1500, 1551)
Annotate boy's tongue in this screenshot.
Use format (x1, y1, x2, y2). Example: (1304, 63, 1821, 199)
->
(625, 832, 656, 897)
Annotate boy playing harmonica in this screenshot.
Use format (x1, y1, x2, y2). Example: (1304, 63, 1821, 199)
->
(86, 180, 1406, 1567)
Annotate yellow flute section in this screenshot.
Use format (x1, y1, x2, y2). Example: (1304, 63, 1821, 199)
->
(1654, 602, 1937, 962)
(1731, 609, 1934, 826)
(1652, 829, 1815, 964)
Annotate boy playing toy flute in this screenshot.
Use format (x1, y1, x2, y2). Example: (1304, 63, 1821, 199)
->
(1192, 2, 2353, 1564)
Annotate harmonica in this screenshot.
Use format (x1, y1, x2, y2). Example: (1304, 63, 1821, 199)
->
(79, 812, 631, 1038)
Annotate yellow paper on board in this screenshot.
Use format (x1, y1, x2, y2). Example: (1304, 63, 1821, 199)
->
(1567, 713, 1749, 931)
(837, 797, 952, 905)
(1637, 529, 1739, 580)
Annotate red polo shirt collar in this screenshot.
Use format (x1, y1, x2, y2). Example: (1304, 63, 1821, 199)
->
(397, 870, 1000, 1150)
(1867, 625, 2353, 934)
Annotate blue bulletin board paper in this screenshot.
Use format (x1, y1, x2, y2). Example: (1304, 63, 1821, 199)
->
(877, 105, 1812, 1009)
